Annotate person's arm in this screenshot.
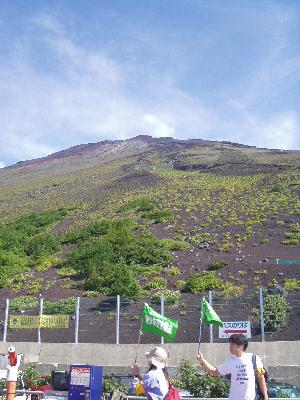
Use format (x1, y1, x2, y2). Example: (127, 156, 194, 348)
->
(257, 373, 268, 400)
(196, 353, 220, 377)
(256, 356, 268, 400)
(131, 363, 142, 380)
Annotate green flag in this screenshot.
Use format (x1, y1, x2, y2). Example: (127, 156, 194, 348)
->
(141, 303, 178, 341)
(201, 298, 223, 327)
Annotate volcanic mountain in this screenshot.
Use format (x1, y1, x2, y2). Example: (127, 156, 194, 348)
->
(0, 135, 299, 343)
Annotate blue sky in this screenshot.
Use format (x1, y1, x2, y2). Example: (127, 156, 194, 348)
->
(0, 0, 299, 167)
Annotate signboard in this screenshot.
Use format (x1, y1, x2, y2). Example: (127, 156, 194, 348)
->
(10, 315, 40, 329)
(10, 315, 69, 329)
(70, 366, 91, 386)
(40, 315, 69, 328)
(219, 321, 251, 339)
(276, 259, 300, 265)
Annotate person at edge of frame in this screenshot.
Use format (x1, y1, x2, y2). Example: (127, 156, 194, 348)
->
(196, 333, 268, 400)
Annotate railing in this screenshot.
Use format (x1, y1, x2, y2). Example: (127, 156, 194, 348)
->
(1, 288, 299, 343)
(128, 397, 300, 400)
(0, 392, 298, 400)
(0, 389, 45, 395)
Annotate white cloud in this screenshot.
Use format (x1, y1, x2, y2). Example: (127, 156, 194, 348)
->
(0, 161, 5, 168)
(0, 17, 219, 164)
(30, 12, 64, 35)
(249, 113, 299, 150)
(0, 8, 299, 166)
(143, 114, 175, 137)
(220, 112, 299, 150)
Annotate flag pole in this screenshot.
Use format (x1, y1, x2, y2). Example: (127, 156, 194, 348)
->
(167, 342, 171, 358)
(197, 319, 203, 353)
(197, 298, 204, 353)
(134, 318, 143, 364)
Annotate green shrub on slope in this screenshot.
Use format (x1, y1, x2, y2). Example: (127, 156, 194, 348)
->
(185, 271, 224, 293)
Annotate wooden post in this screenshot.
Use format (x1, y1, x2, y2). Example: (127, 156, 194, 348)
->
(6, 381, 16, 400)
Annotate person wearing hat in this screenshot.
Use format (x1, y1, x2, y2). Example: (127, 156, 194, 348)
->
(131, 347, 169, 400)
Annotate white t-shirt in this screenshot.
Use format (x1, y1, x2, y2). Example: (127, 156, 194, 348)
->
(218, 353, 263, 400)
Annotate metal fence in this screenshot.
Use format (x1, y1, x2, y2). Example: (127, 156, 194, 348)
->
(1, 288, 300, 343)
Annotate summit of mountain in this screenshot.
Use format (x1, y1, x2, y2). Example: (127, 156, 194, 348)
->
(4, 134, 300, 173)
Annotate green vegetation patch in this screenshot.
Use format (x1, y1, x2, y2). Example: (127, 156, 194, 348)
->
(284, 279, 300, 291)
(282, 224, 300, 245)
(64, 218, 177, 299)
(26, 233, 60, 259)
(219, 282, 245, 298)
(208, 260, 228, 271)
(151, 289, 182, 305)
(118, 197, 172, 223)
(252, 294, 290, 332)
(0, 210, 67, 290)
(144, 277, 167, 290)
(166, 267, 182, 277)
(10, 296, 39, 311)
(102, 378, 130, 395)
(160, 239, 189, 251)
(178, 360, 230, 398)
(20, 364, 51, 391)
(44, 297, 76, 315)
(185, 271, 224, 293)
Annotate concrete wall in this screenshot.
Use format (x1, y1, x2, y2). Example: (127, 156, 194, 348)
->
(0, 341, 299, 385)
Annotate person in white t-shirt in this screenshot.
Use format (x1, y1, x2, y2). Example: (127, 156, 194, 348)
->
(196, 334, 268, 400)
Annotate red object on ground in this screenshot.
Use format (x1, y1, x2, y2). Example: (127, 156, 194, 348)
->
(28, 376, 53, 398)
(8, 351, 17, 367)
(33, 383, 53, 392)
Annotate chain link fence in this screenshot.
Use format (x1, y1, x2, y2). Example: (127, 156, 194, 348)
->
(1, 288, 299, 343)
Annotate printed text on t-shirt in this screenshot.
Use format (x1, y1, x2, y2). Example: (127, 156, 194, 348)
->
(235, 364, 249, 384)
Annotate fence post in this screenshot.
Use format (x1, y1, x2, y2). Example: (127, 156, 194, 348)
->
(259, 288, 265, 342)
(38, 297, 44, 343)
(75, 297, 80, 344)
(116, 295, 120, 344)
(208, 290, 213, 343)
(3, 299, 9, 342)
(160, 293, 164, 344)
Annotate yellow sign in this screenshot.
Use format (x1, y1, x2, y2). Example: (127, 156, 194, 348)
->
(40, 315, 69, 328)
(10, 315, 69, 329)
(10, 315, 40, 329)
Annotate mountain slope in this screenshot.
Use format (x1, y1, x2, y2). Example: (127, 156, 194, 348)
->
(0, 135, 299, 342)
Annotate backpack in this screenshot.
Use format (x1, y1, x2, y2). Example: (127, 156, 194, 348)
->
(162, 369, 181, 400)
(165, 384, 181, 400)
(252, 354, 269, 400)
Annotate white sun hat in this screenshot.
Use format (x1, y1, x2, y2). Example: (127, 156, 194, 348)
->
(145, 347, 168, 368)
